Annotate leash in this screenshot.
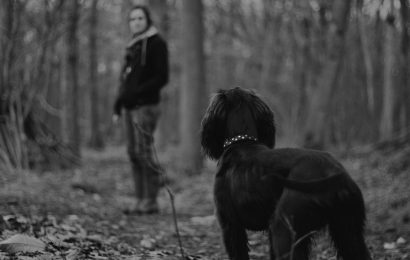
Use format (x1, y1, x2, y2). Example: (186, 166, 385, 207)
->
(133, 123, 186, 260)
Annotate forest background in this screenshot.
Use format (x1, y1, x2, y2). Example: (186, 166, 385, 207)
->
(0, 0, 409, 259)
(1, 0, 410, 170)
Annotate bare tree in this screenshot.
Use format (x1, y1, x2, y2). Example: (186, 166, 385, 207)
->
(303, 0, 352, 149)
(380, 0, 396, 141)
(67, 0, 81, 157)
(399, 0, 410, 130)
(0, 0, 28, 169)
(148, 0, 169, 34)
(180, 0, 206, 173)
(296, 16, 311, 130)
(88, 0, 104, 149)
(357, 0, 375, 113)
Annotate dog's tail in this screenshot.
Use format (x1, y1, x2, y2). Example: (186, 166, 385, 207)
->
(261, 172, 346, 193)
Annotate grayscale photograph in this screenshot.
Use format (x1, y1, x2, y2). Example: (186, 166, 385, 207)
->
(0, 0, 409, 259)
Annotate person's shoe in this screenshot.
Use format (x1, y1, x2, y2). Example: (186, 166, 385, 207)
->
(139, 199, 159, 214)
(123, 200, 142, 215)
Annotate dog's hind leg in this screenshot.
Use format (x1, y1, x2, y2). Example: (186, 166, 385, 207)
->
(329, 217, 372, 260)
(328, 191, 372, 260)
(270, 217, 311, 260)
(270, 191, 320, 260)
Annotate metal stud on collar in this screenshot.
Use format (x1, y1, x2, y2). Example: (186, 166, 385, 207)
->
(223, 134, 258, 149)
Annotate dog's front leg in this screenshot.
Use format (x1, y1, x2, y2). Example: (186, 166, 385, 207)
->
(214, 175, 249, 259)
(218, 215, 249, 260)
(215, 199, 249, 259)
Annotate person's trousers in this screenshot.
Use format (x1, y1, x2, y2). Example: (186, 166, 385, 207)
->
(125, 105, 161, 204)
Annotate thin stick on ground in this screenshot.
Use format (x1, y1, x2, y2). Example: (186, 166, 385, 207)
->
(134, 123, 186, 259)
(166, 186, 186, 259)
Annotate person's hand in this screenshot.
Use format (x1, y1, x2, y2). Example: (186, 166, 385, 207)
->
(112, 114, 120, 125)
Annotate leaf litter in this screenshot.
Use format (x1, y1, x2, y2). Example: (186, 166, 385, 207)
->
(0, 147, 409, 259)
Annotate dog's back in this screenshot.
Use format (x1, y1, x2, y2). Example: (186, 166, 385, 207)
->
(218, 144, 363, 226)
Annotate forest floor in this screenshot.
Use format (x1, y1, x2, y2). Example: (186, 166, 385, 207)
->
(0, 145, 409, 260)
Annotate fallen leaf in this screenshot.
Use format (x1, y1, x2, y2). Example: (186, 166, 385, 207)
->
(140, 238, 156, 249)
(60, 224, 77, 232)
(89, 252, 108, 259)
(0, 234, 45, 253)
(383, 242, 396, 250)
(396, 237, 406, 244)
(250, 251, 265, 257)
(190, 215, 216, 226)
(87, 234, 103, 243)
(64, 248, 80, 260)
(67, 215, 79, 222)
(123, 255, 141, 260)
(248, 239, 261, 246)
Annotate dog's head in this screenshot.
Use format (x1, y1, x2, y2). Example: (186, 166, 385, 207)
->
(201, 87, 275, 160)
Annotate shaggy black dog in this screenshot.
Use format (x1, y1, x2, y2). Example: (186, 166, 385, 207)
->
(201, 87, 371, 260)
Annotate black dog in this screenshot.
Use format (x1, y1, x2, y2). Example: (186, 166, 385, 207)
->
(201, 88, 371, 260)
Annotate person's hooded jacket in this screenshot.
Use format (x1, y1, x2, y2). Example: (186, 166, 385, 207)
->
(114, 27, 169, 115)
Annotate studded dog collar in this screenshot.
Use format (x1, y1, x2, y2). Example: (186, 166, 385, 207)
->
(223, 134, 258, 149)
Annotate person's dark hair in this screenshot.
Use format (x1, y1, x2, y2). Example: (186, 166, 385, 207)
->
(129, 5, 153, 28)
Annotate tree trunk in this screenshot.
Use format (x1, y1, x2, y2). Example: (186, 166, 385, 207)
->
(399, 0, 410, 130)
(148, 0, 169, 35)
(303, 0, 352, 149)
(380, 1, 397, 141)
(0, 0, 28, 169)
(224, 1, 236, 88)
(258, 18, 279, 92)
(180, 0, 205, 173)
(44, 55, 63, 137)
(357, 0, 375, 113)
(67, 0, 81, 157)
(88, 0, 104, 149)
(296, 17, 311, 132)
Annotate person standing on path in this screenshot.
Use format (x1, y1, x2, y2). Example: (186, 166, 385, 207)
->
(113, 5, 169, 214)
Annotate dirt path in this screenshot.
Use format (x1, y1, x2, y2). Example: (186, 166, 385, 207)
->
(0, 147, 226, 259)
(0, 146, 409, 259)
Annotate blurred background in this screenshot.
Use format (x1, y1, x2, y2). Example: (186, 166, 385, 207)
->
(0, 0, 409, 172)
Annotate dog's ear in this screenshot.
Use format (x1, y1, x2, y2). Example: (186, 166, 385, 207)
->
(201, 92, 226, 160)
(251, 94, 276, 148)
